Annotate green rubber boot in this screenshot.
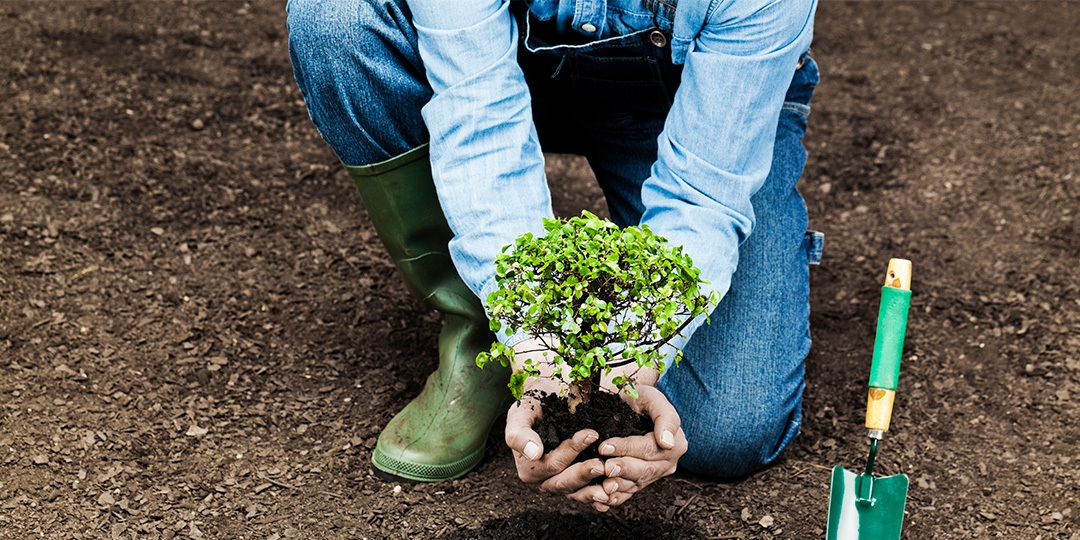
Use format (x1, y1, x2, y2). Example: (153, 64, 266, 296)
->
(344, 144, 513, 482)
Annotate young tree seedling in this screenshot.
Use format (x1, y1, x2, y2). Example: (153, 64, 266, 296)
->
(477, 211, 719, 413)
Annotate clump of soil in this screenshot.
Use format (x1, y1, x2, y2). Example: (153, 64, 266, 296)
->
(532, 390, 652, 462)
(444, 509, 705, 540)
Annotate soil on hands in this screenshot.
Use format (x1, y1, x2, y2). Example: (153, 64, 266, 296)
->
(531, 390, 652, 462)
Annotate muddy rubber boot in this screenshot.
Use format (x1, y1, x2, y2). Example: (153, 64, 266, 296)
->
(344, 144, 513, 482)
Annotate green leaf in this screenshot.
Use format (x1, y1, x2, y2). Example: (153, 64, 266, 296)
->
(476, 351, 490, 369)
(508, 371, 527, 401)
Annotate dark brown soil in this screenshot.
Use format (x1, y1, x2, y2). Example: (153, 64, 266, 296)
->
(442, 510, 704, 540)
(531, 390, 652, 463)
(2, 1, 1079, 538)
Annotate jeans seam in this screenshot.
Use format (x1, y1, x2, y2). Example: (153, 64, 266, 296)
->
(782, 102, 810, 117)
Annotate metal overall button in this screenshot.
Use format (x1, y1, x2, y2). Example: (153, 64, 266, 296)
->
(649, 30, 668, 48)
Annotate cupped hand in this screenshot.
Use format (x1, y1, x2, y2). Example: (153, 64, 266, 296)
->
(504, 382, 614, 506)
(590, 384, 687, 511)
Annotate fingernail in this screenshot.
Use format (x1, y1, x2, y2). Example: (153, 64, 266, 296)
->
(610, 465, 621, 477)
(523, 441, 540, 460)
(605, 482, 617, 495)
(591, 466, 604, 476)
(583, 433, 599, 445)
(594, 494, 609, 504)
(662, 430, 675, 447)
(599, 444, 615, 456)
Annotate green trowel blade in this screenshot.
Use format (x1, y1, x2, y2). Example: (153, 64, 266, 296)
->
(826, 466, 908, 540)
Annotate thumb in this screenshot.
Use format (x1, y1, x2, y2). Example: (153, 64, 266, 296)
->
(639, 386, 680, 450)
(505, 399, 545, 460)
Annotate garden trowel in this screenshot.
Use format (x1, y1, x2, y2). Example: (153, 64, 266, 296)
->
(826, 259, 912, 540)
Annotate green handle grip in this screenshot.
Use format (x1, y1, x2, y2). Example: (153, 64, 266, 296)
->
(868, 286, 912, 391)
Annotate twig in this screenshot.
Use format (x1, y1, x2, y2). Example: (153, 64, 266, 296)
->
(674, 478, 707, 490)
(676, 494, 699, 516)
(785, 459, 834, 472)
(266, 477, 296, 489)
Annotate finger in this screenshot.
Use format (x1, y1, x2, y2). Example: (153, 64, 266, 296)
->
(515, 430, 600, 484)
(541, 460, 606, 494)
(634, 386, 682, 450)
(604, 490, 636, 507)
(598, 433, 659, 460)
(505, 399, 544, 461)
(603, 456, 675, 486)
(566, 484, 611, 511)
(601, 428, 687, 460)
(542, 429, 599, 472)
(601, 476, 638, 496)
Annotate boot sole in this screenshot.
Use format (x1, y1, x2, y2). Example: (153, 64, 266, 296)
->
(371, 443, 487, 483)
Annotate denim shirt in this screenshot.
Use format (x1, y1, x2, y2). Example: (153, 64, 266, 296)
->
(405, 0, 816, 345)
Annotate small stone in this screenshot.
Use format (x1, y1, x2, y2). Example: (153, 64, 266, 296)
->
(191, 119, 205, 130)
(185, 425, 208, 437)
(741, 507, 752, 522)
(98, 492, 116, 506)
(32, 454, 49, 465)
(759, 515, 775, 528)
(150, 227, 165, 236)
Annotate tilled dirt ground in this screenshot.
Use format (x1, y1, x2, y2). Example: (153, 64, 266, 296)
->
(2, 1, 1079, 538)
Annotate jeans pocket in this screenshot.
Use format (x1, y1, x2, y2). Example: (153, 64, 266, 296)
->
(804, 230, 824, 265)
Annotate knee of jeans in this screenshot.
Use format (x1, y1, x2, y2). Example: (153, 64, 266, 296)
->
(287, 0, 387, 61)
(677, 397, 801, 480)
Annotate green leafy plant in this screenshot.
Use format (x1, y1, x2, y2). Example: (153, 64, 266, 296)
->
(476, 211, 719, 412)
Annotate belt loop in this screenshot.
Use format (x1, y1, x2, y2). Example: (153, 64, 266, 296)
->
(644, 0, 676, 32)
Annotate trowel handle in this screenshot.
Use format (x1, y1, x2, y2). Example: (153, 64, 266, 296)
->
(865, 259, 912, 436)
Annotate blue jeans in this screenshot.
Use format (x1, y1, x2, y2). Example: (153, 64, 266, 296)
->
(287, 0, 822, 479)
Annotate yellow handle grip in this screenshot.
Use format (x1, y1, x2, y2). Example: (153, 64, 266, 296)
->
(866, 388, 896, 431)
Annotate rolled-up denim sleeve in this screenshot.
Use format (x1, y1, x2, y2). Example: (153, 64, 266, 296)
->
(641, 0, 816, 344)
(405, 0, 553, 333)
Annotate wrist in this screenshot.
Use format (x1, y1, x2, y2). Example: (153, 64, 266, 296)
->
(512, 337, 574, 394)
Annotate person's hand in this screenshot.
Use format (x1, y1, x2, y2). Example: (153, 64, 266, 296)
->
(503, 338, 615, 507)
(505, 386, 616, 506)
(503, 341, 686, 510)
(591, 384, 687, 512)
